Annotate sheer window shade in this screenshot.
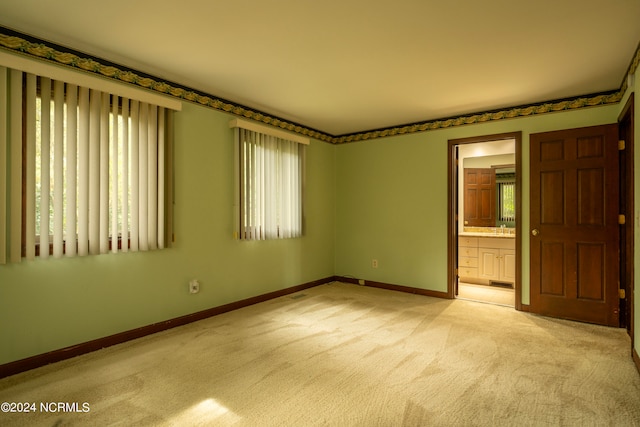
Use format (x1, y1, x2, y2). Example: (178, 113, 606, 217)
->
(230, 120, 307, 240)
(0, 66, 176, 263)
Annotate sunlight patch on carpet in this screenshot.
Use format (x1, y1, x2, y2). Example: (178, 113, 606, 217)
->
(170, 398, 240, 424)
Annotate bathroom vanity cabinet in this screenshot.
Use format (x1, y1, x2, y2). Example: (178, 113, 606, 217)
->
(458, 235, 515, 286)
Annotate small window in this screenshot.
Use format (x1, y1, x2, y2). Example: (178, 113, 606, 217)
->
(231, 120, 306, 240)
(497, 174, 515, 226)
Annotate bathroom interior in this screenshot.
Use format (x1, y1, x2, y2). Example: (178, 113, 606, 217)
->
(457, 139, 516, 306)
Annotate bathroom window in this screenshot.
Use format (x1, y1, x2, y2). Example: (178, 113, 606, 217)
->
(497, 174, 515, 225)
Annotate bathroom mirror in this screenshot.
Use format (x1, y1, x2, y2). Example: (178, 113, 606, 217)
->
(462, 159, 515, 227)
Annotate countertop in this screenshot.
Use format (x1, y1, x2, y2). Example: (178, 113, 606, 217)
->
(459, 232, 515, 239)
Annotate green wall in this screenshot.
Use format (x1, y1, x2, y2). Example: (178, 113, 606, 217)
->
(335, 104, 621, 304)
(0, 102, 336, 365)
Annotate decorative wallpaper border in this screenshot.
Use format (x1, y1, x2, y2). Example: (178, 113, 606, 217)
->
(333, 91, 623, 143)
(0, 28, 637, 144)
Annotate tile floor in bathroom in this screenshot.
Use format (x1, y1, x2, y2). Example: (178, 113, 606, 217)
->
(457, 281, 515, 307)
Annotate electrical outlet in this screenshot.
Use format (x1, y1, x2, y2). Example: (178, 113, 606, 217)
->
(189, 279, 200, 294)
(372, 259, 378, 268)
(358, 279, 365, 285)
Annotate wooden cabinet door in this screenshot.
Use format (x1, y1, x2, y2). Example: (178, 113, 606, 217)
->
(478, 247, 500, 281)
(530, 124, 619, 326)
(464, 168, 496, 226)
(501, 249, 516, 282)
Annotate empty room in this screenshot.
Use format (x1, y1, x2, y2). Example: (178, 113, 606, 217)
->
(1, 1, 640, 425)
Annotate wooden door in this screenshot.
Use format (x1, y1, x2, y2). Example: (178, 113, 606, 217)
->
(464, 168, 496, 226)
(530, 124, 619, 326)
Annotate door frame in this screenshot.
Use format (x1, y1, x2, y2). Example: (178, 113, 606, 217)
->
(619, 93, 634, 344)
(447, 131, 523, 310)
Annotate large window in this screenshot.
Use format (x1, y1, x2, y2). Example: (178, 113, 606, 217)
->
(231, 119, 307, 240)
(1, 65, 177, 263)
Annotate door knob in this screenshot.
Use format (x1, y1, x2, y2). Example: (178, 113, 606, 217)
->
(531, 229, 539, 236)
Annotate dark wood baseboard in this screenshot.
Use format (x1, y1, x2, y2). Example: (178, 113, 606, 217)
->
(335, 276, 450, 299)
(634, 347, 640, 375)
(0, 276, 336, 379)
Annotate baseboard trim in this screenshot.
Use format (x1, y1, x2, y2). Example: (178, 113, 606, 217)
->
(335, 276, 450, 299)
(634, 347, 640, 375)
(0, 276, 335, 379)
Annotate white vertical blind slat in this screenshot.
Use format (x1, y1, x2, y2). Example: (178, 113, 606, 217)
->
(148, 105, 158, 250)
(242, 132, 248, 239)
(88, 89, 101, 254)
(99, 93, 109, 254)
(138, 102, 148, 251)
(297, 144, 303, 235)
(121, 98, 130, 252)
(8, 70, 21, 261)
(66, 84, 78, 257)
(257, 133, 264, 239)
(9, 69, 22, 262)
(266, 135, 275, 239)
(157, 107, 165, 249)
(111, 95, 119, 253)
(296, 146, 302, 235)
(39, 78, 51, 259)
(281, 141, 289, 238)
(281, 141, 289, 239)
(130, 100, 139, 252)
(243, 130, 250, 239)
(77, 86, 90, 256)
(53, 80, 65, 258)
(25, 74, 36, 260)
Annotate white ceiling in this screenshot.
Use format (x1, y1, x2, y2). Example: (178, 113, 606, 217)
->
(1, 1, 639, 136)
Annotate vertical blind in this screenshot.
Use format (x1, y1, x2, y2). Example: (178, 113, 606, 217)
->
(498, 179, 516, 223)
(0, 66, 173, 263)
(234, 127, 305, 240)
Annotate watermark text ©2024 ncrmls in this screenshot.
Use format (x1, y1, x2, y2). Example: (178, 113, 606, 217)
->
(1, 401, 90, 413)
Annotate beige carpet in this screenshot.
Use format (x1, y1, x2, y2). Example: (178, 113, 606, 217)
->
(1, 282, 639, 426)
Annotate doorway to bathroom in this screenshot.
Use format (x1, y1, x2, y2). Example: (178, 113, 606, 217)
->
(447, 132, 522, 309)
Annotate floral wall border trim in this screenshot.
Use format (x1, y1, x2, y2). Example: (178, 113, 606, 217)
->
(0, 28, 637, 144)
(333, 91, 623, 143)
